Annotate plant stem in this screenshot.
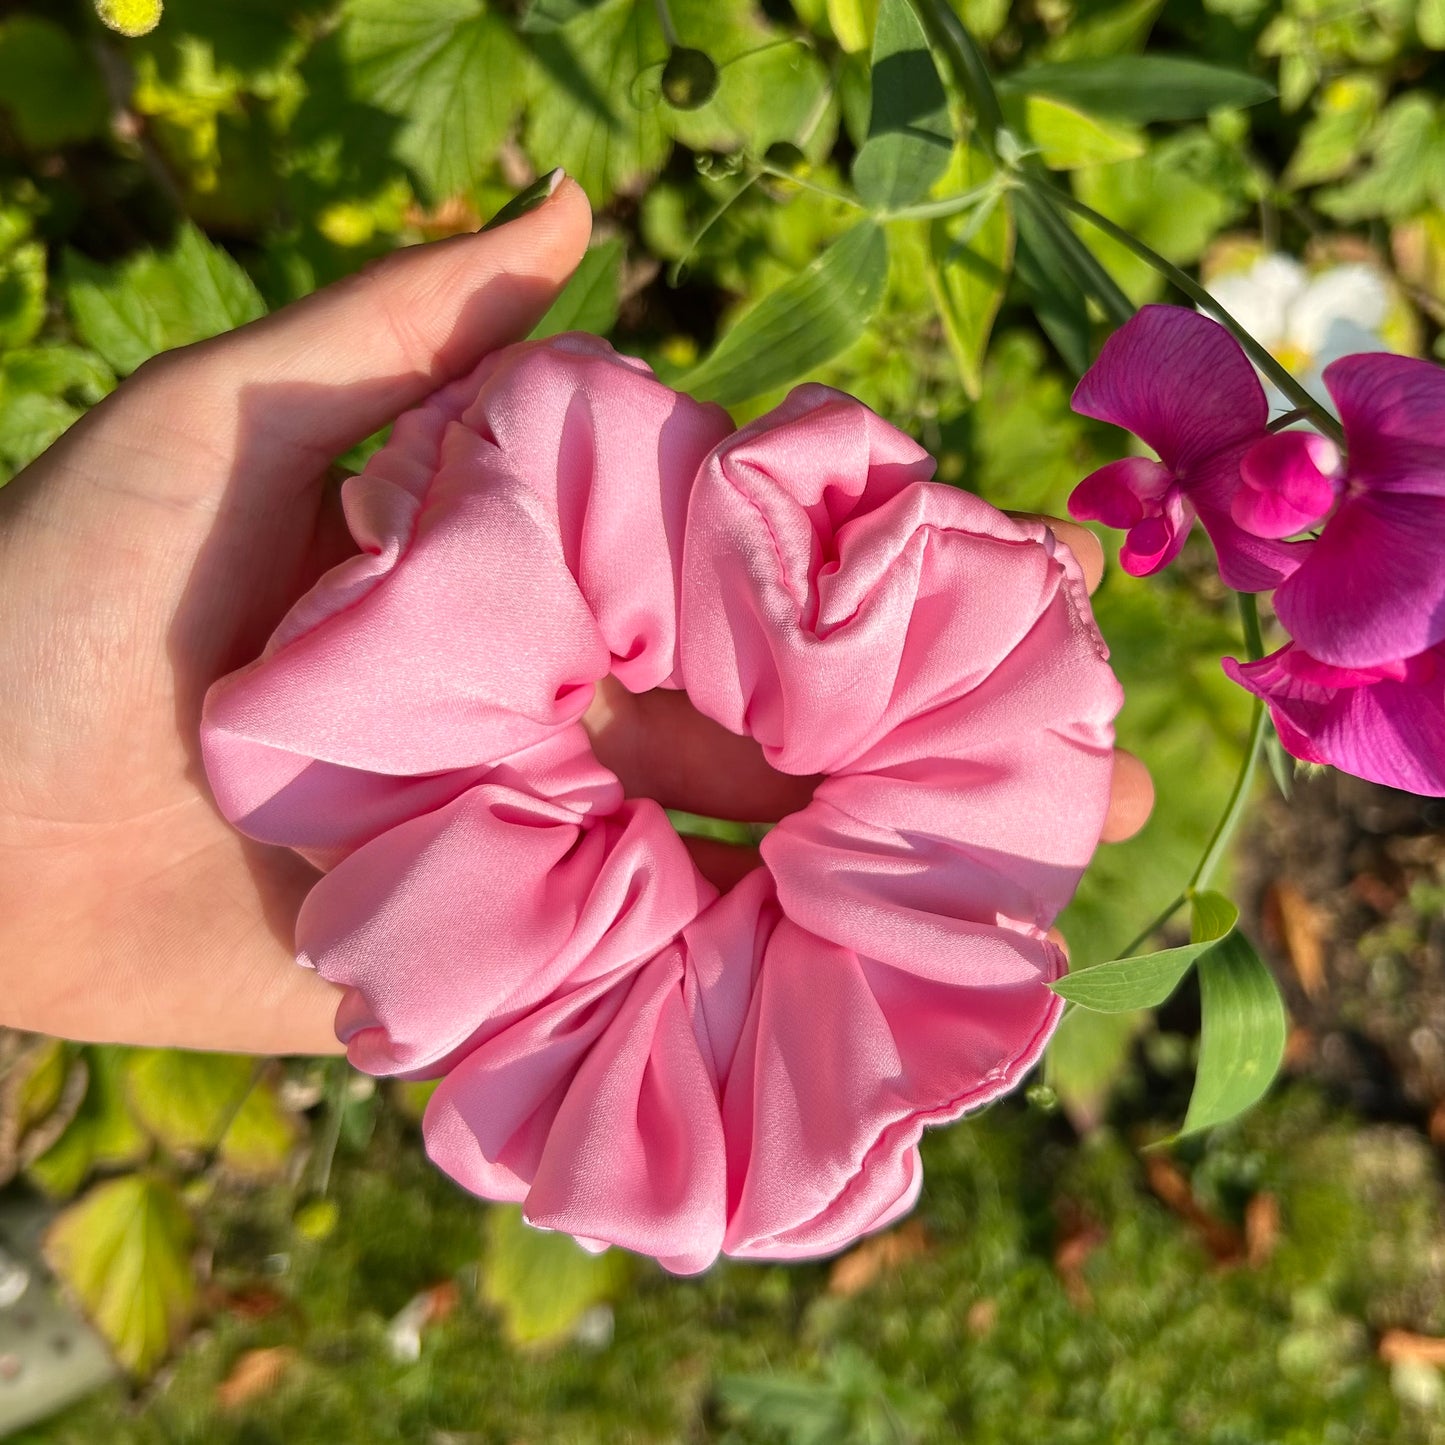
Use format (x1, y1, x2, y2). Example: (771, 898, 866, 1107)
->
(1034, 179, 1346, 445)
(1116, 893, 1187, 960)
(1189, 594, 1269, 894)
(882, 177, 1001, 222)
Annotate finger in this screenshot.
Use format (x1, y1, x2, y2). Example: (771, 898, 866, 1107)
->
(1100, 748, 1154, 843)
(1008, 512, 1105, 595)
(683, 836, 764, 893)
(583, 676, 820, 823)
(126, 174, 593, 483)
(1048, 520, 1105, 595)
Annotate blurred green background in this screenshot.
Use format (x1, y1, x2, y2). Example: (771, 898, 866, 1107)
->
(1, 0, 1444, 1438)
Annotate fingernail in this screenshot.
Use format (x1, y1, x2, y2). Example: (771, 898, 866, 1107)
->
(480, 168, 565, 232)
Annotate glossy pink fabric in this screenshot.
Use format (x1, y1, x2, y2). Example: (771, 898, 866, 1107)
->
(202, 335, 1122, 1272)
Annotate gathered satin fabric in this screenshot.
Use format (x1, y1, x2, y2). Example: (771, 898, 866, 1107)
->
(202, 333, 1122, 1273)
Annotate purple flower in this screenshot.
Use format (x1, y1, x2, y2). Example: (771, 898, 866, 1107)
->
(1068, 306, 1311, 591)
(1224, 642, 1445, 797)
(1262, 354, 1445, 670)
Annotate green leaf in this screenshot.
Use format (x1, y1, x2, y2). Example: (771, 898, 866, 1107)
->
(217, 1079, 301, 1178)
(928, 152, 1013, 399)
(0, 240, 47, 349)
(126, 1050, 255, 1158)
(1004, 94, 1145, 170)
(1177, 929, 1288, 1139)
(482, 1205, 629, 1348)
(65, 223, 265, 376)
(1317, 95, 1445, 224)
(1013, 196, 1090, 374)
(45, 1174, 196, 1377)
(533, 237, 623, 338)
(1052, 892, 1239, 1012)
(681, 220, 888, 408)
(0, 346, 114, 482)
(523, 0, 671, 205)
(661, 5, 836, 165)
(1421, 0, 1445, 49)
(1284, 74, 1382, 189)
(26, 1048, 150, 1199)
(1001, 57, 1275, 124)
(827, 0, 879, 52)
(339, 0, 525, 202)
(0, 18, 108, 150)
(850, 0, 952, 211)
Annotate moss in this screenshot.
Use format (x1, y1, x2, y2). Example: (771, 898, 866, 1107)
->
(19, 1089, 1445, 1445)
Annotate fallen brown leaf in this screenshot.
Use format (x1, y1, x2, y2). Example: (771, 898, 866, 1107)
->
(1264, 881, 1327, 999)
(1054, 1220, 1107, 1310)
(1144, 1156, 1244, 1265)
(827, 1221, 929, 1296)
(1429, 1102, 1445, 1148)
(1380, 1330, 1445, 1367)
(1245, 1192, 1280, 1268)
(216, 1346, 296, 1409)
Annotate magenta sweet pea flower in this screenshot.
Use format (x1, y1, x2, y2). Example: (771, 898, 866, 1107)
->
(1224, 642, 1445, 797)
(1068, 306, 1309, 591)
(1264, 354, 1445, 670)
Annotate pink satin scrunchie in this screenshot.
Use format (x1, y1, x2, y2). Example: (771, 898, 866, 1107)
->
(202, 333, 1122, 1273)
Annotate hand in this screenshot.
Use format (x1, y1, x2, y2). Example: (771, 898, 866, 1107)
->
(0, 176, 1149, 1056)
(0, 181, 593, 1054)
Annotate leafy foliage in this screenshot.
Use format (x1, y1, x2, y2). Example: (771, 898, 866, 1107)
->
(2, 0, 1442, 1402)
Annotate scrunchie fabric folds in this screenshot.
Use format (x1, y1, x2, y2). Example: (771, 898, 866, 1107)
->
(202, 333, 1122, 1273)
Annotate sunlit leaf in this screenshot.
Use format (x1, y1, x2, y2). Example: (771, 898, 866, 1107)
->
(1177, 929, 1288, 1139)
(1005, 94, 1144, 171)
(65, 223, 265, 376)
(1284, 74, 1382, 189)
(927, 151, 1012, 399)
(1003, 56, 1274, 122)
(1052, 892, 1239, 1012)
(0, 18, 108, 149)
(482, 1205, 629, 1348)
(45, 1174, 196, 1377)
(26, 1047, 150, 1199)
(126, 1050, 256, 1157)
(851, 0, 952, 211)
(681, 220, 888, 407)
(339, 0, 526, 202)
(124, 1049, 297, 1175)
(523, 0, 670, 204)
(827, 0, 879, 53)
(0, 240, 46, 349)
(532, 236, 623, 338)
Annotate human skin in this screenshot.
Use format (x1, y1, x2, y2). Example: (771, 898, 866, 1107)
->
(0, 178, 1151, 1055)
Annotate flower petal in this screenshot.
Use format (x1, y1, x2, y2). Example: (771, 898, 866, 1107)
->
(1226, 644, 1445, 796)
(1071, 305, 1268, 471)
(1068, 456, 1173, 530)
(1273, 493, 1445, 668)
(1322, 353, 1445, 498)
(1233, 431, 1342, 539)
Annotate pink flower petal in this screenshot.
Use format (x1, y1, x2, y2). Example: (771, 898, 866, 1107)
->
(1323, 353, 1445, 498)
(1226, 644, 1445, 796)
(1071, 305, 1268, 472)
(1185, 443, 1308, 592)
(1068, 456, 1173, 530)
(1233, 431, 1342, 539)
(1273, 493, 1445, 669)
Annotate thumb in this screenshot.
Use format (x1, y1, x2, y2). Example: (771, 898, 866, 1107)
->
(130, 172, 593, 475)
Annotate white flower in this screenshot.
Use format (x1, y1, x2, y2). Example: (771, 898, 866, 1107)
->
(1205, 254, 1393, 416)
